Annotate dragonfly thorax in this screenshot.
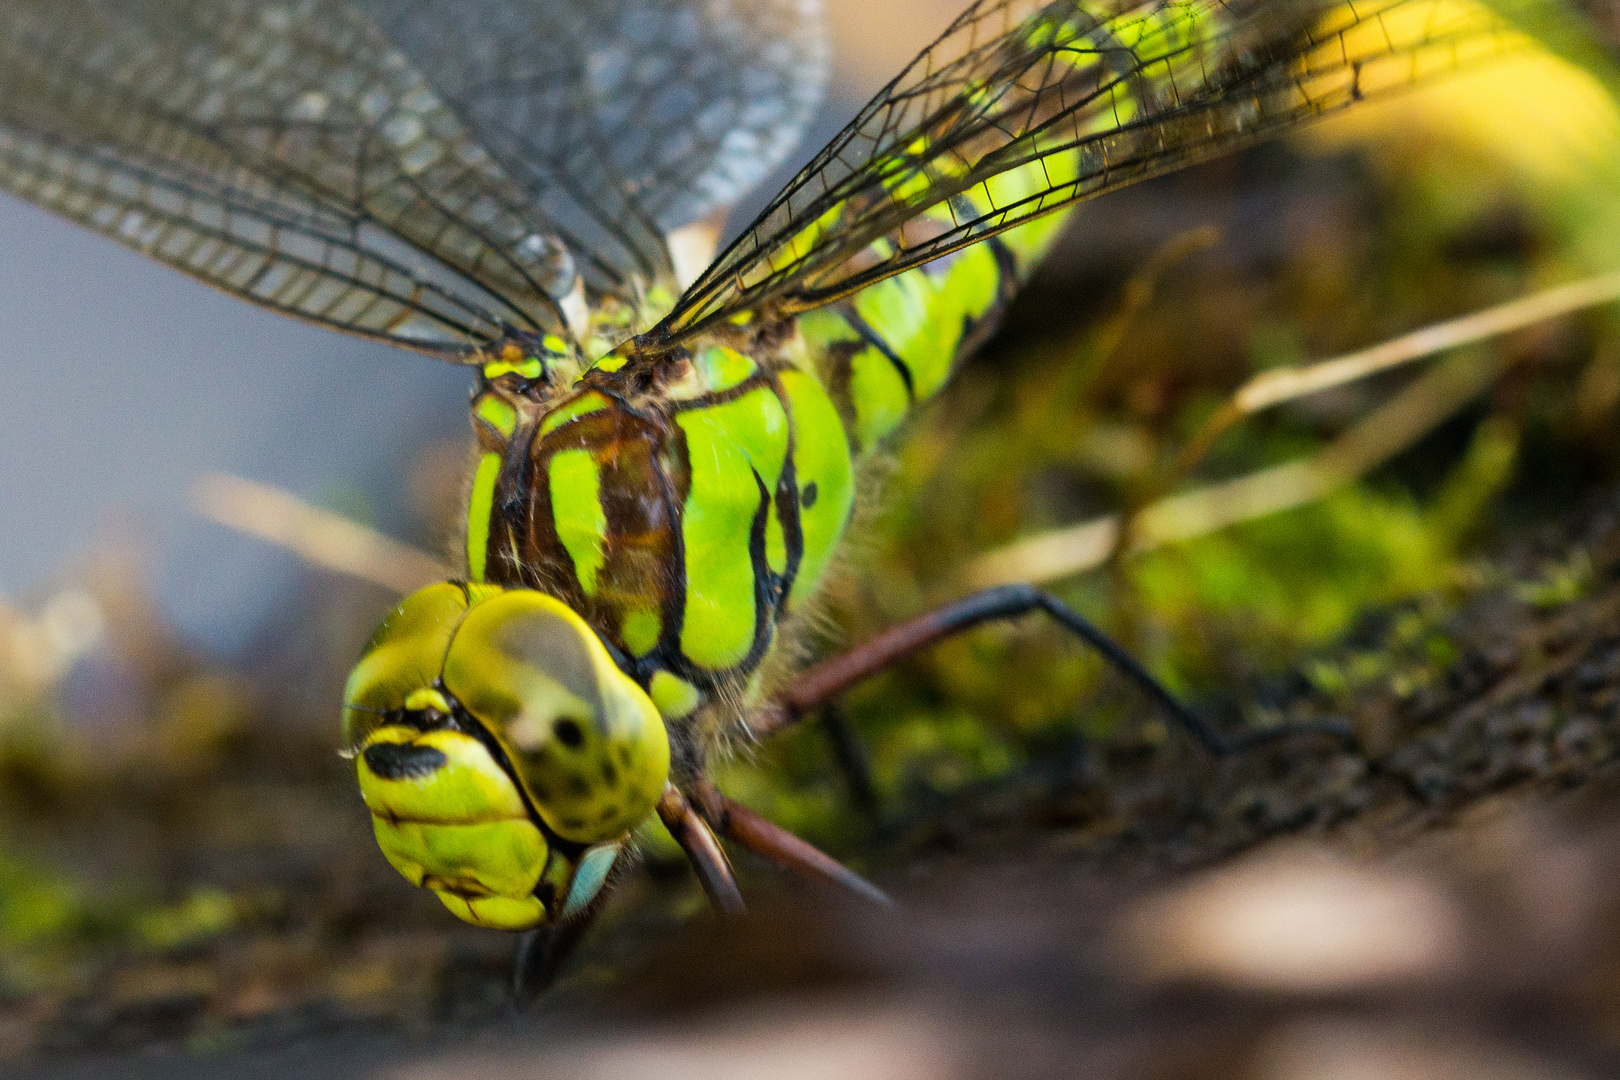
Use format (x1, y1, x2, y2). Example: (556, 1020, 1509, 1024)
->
(461, 326, 855, 746)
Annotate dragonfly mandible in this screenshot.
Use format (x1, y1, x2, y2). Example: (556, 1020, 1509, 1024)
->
(0, 0, 1527, 991)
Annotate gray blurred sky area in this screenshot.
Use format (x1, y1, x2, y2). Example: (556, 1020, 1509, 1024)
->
(0, 1, 962, 654)
(0, 196, 473, 651)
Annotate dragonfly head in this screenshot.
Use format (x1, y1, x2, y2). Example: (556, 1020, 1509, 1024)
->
(342, 583, 670, 930)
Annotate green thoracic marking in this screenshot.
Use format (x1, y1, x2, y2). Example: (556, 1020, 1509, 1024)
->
(540, 390, 610, 435)
(848, 342, 912, 449)
(620, 607, 662, 658)
(648, 669, 701, 719)
(484, 356, 544, 380)
(764, 492, 788, 574)
(475, 394, 518, 438)
(695, 344, 757, 392)
(675, 385, 791, 670)
(548, 448, 608, 595)
(779, 369, 854, 610)
(664, 343, 762, 402)
(854, 234, 1000, 401)
(465, 452, 503, 583)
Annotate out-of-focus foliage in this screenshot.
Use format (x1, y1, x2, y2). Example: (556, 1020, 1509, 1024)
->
(0, 843, 240, 992)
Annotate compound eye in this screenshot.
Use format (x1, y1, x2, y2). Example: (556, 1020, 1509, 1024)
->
(443, 590, 670, 845)
(341, 582, 469, 749)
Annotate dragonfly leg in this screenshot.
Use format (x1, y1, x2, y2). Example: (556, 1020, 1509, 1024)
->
(820, 702, 880, 815)
(511, 912, 594, 1002)
(656, 784, 745, 916)
(690, 780, 892, 908)
(754, 583, 1355, 756)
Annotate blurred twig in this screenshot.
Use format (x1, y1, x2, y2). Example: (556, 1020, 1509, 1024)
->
(190, 473, 448, 595)
(958, 267, 1620, 590)
(1172, 271, 1620, 479)
(1089, 226, 1222, 384)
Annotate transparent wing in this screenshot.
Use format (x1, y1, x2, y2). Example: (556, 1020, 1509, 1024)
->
(357, 0, 829, 289)
(658, 0, 1525, 341)
(0, 0, 590, 354)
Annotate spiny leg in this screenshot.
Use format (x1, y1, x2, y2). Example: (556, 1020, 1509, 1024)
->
(511, 850, 637, 1002)
(753, 583, 1354, 755)
(821, 702, 879, 815)
(656, 784, 745, 916)
(511, 914, 594, 1002)
(690, 779, 892, 908)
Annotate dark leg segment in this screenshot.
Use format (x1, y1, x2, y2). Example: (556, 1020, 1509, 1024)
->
(511, 914, 593, 1002)
(821, 702, 879, 814)
(692, 780, 892, 908)
(656, 785, 745, 916)
(754, 583, 1354, 755)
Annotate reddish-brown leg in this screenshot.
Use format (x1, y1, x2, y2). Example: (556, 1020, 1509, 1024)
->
(656, 784, 745, 916)
(691, 780, 892, 908)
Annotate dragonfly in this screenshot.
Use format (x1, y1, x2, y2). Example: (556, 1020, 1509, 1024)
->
(0, 0, 1527, 990)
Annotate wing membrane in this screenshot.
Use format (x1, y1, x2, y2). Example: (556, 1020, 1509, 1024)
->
(660, 0, 1526, 340)
(0, 0, 607, 353)
(357, 0, 828, 290)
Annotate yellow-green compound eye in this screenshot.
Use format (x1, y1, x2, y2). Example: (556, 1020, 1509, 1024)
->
(443, 591, 670, 845)
(341, 581, 471, 749)
(345, 582, 551, 931)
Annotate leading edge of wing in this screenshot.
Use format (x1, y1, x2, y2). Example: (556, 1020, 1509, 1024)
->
(653, 0, 1530, 344)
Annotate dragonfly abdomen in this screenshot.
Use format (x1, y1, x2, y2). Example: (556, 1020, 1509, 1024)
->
(799, 195, 1072, 456)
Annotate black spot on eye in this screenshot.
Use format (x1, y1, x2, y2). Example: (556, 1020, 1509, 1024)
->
(568, 775, 592, 797)
(617, 747, 633, 766)
(598, 805, 618, 822)
(800, 481, 818, 509)
(554, 719, 585, 748)
(601, 762, 618, 786)
(562, 817, 586, 831)
(529, 782, 553, 802)
(363, 742, 447, 781)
